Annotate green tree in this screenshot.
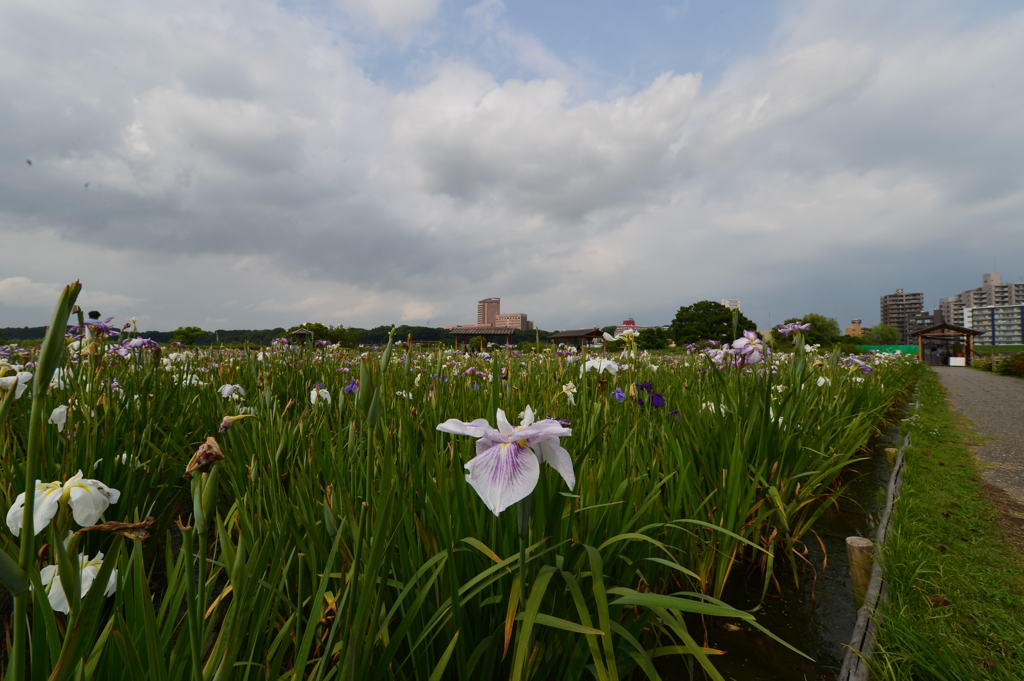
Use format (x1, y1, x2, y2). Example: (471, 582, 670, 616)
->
(287, 322, 346, 343)
(670, 301, 756, 345)
(779, 313, 841, 347)
(636, 327, 670, 350)
(170, 325, 207, 346)
(862, 323, 902, 345)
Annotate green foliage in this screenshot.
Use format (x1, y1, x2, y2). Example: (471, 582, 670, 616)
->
(992, 353, 1024, 376)
(862, 323, 902, 345)
(670, 301, 756, 344)
(1, 290, 921, 679)
(775, 313, 840, 347)
(170, 325, 208, 346)
(0, 326, 47, 341)
(871, 370, 1024, 679)
(287, 322, 342, 343)
(974, 344, 1024, 357)
(973, 353, 1024, 376)
(636, 326, 671, 350)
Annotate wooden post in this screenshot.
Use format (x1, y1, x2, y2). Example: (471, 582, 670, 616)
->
(846, 536, 875, 607)
(918, 335, 923, 363)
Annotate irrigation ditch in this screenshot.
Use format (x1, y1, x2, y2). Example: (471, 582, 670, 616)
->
(696, 399, 915, 681)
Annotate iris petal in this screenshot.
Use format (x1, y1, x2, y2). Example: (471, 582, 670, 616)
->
(437, 418, 491, 438)
(464, 442, 540, 516)
(538, 440, 575, 491)
(495, 409, 514, 435)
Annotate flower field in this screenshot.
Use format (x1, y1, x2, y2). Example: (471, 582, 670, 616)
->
(0, 284, 919, 680)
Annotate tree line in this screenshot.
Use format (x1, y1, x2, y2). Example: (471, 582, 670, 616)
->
(2, 301, 903, 349)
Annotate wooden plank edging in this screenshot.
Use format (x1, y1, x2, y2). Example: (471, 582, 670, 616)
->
(836, 409, 915, 681)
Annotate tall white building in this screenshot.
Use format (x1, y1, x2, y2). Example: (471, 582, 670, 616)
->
(941, 273, 1024, 327)
(964, 305, 1024, 346)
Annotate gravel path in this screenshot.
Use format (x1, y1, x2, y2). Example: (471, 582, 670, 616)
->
(934, 366, 1024, 503)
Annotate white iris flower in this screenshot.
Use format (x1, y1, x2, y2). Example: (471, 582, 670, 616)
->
(39, 552, 117, 614)
(6, 471, 121, 536)
(0, 371, 33, 400)
(48, 405, 68, 432)
(437, 406, 574, 516)
(217, 384, 245, 400)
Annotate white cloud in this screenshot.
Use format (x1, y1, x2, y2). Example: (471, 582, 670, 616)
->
(339, 0, 441, 43)
(1, 0, 1022, 331)
(0, 277, 61, 308)
(0, 276, 139, 311)
(392, 65, 701, 219)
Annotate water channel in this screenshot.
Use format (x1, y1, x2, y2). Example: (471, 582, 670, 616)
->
(699, 419, 904, 680)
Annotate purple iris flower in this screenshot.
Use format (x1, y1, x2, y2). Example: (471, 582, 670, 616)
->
(634, 382, 665, 408)
(611, 387, 626, 402)
(840, 356, 874, 375)
(85, 317, 119, 337)
(731, 331, 765, 365)
(343, 379, 358, 394)
(125, 337, 159, 350)
(777, 322, 811, 336)
(437, 406, 574, 516)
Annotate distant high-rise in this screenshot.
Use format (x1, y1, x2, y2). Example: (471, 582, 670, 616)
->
(496, 313, 534, 331)
(964, 305, 1024, 346)
(477, 297, 500, 326)
(940, 273, 1024, 327)
(880, 288, 924, 343)
(719, 298, 741, 311)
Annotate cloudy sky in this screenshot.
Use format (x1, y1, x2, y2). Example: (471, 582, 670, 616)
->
(2, 0, 1023, 332)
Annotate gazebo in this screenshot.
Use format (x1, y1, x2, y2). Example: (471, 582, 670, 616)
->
(910, 323, 982, 366)
(448, 326, 515, 351)
(289, 327, 314, 345)
(550, 328, 604, 351)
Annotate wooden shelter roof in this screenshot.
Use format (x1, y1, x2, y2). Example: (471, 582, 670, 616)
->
(910, 323, 981, 337)
(550, 328, 603, 339)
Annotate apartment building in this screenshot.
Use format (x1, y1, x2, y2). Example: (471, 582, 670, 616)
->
(880, 288, 925, 343)
(963, 305, 1024, 346)
(908, 308, 947, 337)
(940, 273, 1024, 327)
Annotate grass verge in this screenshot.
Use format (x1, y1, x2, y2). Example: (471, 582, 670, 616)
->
(973, 345, 1024, 356)
(869, 368, 1024, 680)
